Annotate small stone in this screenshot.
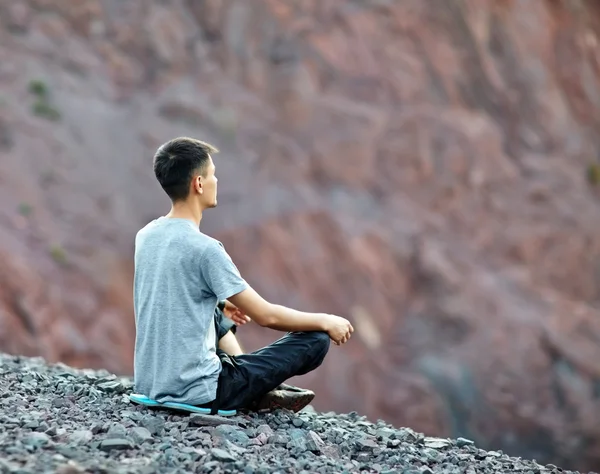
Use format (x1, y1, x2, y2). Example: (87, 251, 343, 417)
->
(397, 428, 419, 443)
(424, 437, 451, 449)
(376, 427, 395, 440)
(99, 438, 133, 451)
(140, 414, 165, 435)
(287, 428, 309, 452)
(213, 424, 250, 447)
(256, 424, 274, 436)
(130, 426, 152, 444)
(97, 381, 124, 393)
(254, 433, 269, 445)
(23, 432, 50, 448)
(203, 461, 221, 471)
(387, 439, 401, 448)
(267, 433, 290, 445)
(56, 446, 80, 459)
(292, 418, 304, 428)
(423, 447, 440, 460)
(456, 437, 474, 447)
(23, 420, 40, 430)
(356, 437, 379, 451)
(55, 461, 86, 474)
(306, 431, 324, 453)
(5, 446, 25, 455)
(106, 423, 127, 437)
(189, 413, 238, 427)
(68, 430, 93, 444)
(52, 397, 67, 408)
(210, 447, 236, 462)
(90, 422, 103, 434)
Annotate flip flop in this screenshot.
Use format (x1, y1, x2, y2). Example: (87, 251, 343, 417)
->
(129, 393, 237, 417)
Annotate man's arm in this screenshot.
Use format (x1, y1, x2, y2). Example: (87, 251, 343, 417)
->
(228, 287, 353, 345)
(202, 240, 353, 344)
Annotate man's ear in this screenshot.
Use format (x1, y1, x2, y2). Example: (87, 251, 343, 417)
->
(195, 175, 204, 195)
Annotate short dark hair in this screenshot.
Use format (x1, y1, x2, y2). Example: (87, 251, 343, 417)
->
(153, 137, 219, 201)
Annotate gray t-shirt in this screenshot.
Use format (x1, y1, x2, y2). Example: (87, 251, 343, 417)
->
(133, 217, 248, 405)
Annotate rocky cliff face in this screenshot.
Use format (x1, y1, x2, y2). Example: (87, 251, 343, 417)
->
(2, 0, 600, 471)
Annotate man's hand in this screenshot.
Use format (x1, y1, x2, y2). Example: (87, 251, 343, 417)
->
(323, 315, 354, 346)
(222, 300, 251, 326)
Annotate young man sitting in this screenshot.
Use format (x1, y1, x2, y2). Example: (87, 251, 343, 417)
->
(133, 137, 354, 413)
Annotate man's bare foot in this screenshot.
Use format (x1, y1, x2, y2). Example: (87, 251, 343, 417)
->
(255, 389, 315, 413)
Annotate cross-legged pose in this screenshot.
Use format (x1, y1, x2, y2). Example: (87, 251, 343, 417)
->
(133, 137, 354, 413)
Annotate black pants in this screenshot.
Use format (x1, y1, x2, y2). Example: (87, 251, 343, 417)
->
(206, 308, 330, 411)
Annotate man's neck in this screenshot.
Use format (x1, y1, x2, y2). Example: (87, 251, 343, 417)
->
(166, 201, 204, 228)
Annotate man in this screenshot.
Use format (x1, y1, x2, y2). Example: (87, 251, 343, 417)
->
(133, 137, 354, 414)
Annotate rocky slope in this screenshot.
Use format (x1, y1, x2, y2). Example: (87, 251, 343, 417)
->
(0, 353, 578, 474)
(3, 0, 600, 471)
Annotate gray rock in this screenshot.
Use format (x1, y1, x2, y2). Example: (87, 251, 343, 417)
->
(129, 426, 153, 444)
(68, 430, 93, 445)
(396, 428, 419, 444)
(189, 413, 238, 427)
(210, 448, 236, 462)
(23, 420, 40, 430)
(90, 422, 103, 434)
(55, 461, 86, 474)
(387, 439, 401, 448)
(52, 397, 68, 408)
(306, 431, 324, 453)
(22, 432, 50, 448)
(139, 414, 165, 435)
(424, 437, 451, 449)
(213, 424, 250, 447)
(356, 437, 379, 451)
(267, 433, 290, 445)
(287, 428, 309, 452)
(457, 437, 475, 448)
(99, 438, 133, 451)
(292, 418, 304, 428)
(106, 423, 127, 437)
(376, 427, 396, 440)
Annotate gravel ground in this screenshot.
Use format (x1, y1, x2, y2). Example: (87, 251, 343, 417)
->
(0, 353, 580, 474)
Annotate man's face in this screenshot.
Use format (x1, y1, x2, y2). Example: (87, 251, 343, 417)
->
(197, 156, 218, 209)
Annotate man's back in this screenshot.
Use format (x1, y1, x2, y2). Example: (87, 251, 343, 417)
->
(133, 217, 247, 405)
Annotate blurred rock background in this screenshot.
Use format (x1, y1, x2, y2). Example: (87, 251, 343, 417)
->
(2, 0, 600, 470)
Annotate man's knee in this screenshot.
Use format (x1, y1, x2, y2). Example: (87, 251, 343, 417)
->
(302, 331, 330, 358)
(315, 330, 330, 349)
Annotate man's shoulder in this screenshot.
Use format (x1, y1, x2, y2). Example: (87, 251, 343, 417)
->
(197, 233, 226, 253)
(197, 233, 237, 266)
(135, 218, 213, 251)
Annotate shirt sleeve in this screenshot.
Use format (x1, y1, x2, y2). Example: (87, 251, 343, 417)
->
(200, 240, 249, 301)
